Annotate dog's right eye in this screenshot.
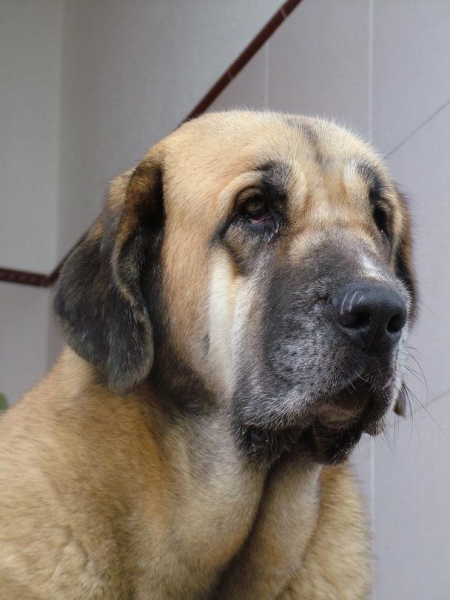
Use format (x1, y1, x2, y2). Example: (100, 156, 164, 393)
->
(372, 203, 390, 243)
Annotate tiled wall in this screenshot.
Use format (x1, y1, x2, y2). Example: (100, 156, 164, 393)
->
(0, 0, 63, 273)
(0, 282, 55, 404)
(209, 1, 450, 597)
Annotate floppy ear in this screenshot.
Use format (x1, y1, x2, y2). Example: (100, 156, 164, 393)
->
(395, 189, 417, 319)
(393, 188, 417, 417)
(54, 151, 165, 395)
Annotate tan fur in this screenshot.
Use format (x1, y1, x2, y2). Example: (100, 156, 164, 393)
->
(280, 467, 371, 599)
(0, 111, 412, 599)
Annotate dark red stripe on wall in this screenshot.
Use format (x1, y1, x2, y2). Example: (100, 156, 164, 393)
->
(0, 267, 51, 287)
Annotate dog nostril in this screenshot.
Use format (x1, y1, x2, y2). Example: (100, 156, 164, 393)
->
(387, 312, 406, 333)
(340, 310, 370, 329)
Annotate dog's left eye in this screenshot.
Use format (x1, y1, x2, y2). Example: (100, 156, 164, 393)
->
(243, 195, 270, 223)
(232, 189, 282, 237)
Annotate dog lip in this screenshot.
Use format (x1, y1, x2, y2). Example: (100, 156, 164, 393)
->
(237, 370, 395, 460)
(363, 420, 384, 436)
(381, 372, 396, 390)
(313, 372, 394, 431)
(315, 403, 361, 429)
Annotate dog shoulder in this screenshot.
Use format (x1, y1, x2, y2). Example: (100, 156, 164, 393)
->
(0, 349, 165, 599)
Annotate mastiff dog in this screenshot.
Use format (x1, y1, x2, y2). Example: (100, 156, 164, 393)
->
(0, 111, 416, 599)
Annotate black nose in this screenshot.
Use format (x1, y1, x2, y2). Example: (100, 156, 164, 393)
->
(332, 281, 407, 350)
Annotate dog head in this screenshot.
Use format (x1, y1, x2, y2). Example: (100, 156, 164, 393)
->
(55, 111, 416, 465)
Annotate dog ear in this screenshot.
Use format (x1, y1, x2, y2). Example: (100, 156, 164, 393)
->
(394, 189, 417, 319)
(54, 151, 165, 395)
(393, 188, 417, 416)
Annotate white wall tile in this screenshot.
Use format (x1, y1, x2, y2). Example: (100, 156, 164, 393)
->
(373, 0, 450, 155)
(208, 50, 266, 112)
(386, 102, 450, 408)
(268, 0, 371, 138)
(0, 282, 52, 404)
(373, 394, 450, 600)
(0, 0, 63, 272)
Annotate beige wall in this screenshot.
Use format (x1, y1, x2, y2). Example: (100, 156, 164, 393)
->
(209, 1, 450, 597)
(0, 0, 63, 273)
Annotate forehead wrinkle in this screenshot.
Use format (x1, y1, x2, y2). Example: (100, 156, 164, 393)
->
(290, 158, 379, 236)
(284, 116, 330, 171)
(255, 160, 290, 186)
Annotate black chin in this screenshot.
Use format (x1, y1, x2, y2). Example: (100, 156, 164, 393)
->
(235, 381, 393, 466)
(238, 421, 365, 466)
(299, 423, 364, 465)
(239, 425, 301, 465)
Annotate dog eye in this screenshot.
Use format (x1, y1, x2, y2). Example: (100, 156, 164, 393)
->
(372, 205, 389, 238)
(243, 195, 270, 223)
(232, 189, 282, 238)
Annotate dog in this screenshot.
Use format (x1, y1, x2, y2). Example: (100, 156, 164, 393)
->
(0, 111, 416, 599)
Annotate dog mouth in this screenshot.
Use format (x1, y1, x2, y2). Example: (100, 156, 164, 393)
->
(240, 375, 394, 465)
(314, 373, 391, 428)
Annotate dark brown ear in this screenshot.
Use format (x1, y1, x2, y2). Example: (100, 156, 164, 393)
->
(395, 188, 417, 320)
(54, 152, 165, 394)
(394, 188, 417, 416)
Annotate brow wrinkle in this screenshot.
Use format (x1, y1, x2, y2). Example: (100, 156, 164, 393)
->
(285, 117, 324, 166)
(254, 161, 291, 197)
(356, 161, 385, 197)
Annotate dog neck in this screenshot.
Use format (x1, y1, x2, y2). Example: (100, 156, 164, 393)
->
(48, 347, 323, 597)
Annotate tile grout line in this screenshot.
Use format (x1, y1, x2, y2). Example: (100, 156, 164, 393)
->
(367, 4, 376, 599)
(384, 387, 450, 431)
(368, 0, 374, 144)
(385, 96, 450, 159)
(426, 387, 450, 408)
(264, 41, 270, 109)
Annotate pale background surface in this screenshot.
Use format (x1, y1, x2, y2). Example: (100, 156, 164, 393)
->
(1, 1, 449, 597)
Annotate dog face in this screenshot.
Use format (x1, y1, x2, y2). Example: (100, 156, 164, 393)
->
(55, 111, 416, 465)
